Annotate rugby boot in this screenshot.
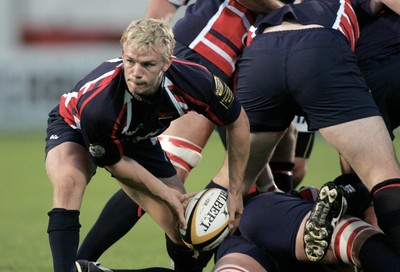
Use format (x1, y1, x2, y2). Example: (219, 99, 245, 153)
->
(75, 260, 113, 272)
(303, 181, 347, 262)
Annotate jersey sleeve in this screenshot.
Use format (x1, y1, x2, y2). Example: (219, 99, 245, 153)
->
(205, 75, 242, 126)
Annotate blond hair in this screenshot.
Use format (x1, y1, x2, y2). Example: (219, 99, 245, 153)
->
(120, 18, 175, 63)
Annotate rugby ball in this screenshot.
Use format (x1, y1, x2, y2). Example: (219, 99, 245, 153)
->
(179, 188, 230, 251)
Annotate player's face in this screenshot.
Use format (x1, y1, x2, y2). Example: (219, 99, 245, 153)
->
(122, 44, 171, 99)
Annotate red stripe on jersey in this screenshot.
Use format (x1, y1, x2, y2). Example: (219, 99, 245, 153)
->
(336, 0, 359, 51)
(172, 84, 225, 126)
(190, 0, 255, 76)
(111, 103, 128, 157)
(192, 42, 234, 76)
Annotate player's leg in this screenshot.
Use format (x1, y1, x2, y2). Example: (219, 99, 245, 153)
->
(269, 122, 296, 192)
(320, 116, 400, 254)
(241, 131, 287, 194)
(293, 130, 315, 188)
(45, 107, 97, 272)
(213, 236, 278, 272)
(77, 112, 214, 261)
(46, 141, 96, 272)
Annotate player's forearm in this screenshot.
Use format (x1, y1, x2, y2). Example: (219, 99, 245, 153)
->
(145, 0, 179, 23)
(226, 108, 250, 193)
(106, 156, 171, 199)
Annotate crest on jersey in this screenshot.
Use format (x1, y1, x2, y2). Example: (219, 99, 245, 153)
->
(89, 144, 106, 158)
(213, 76, 233, 109)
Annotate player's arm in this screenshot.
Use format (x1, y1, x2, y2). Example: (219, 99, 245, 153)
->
(145, 0, 180, 23)
(236, 0, 284, 14)
(105, 156, 191, 229)
(225, 108, 250, 231)
(370, 0, 400, 14)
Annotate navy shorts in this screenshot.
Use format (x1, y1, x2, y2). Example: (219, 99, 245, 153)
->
(239, 192, 312, 258)
(45, 106, 176, 178)
(236, 28, 380, 132)
(215, 236, 279, 271)
(358, 51, 400, 139)
(216, 231, 325, 272)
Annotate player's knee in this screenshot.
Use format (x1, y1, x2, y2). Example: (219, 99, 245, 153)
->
(158, 135, 203, 173)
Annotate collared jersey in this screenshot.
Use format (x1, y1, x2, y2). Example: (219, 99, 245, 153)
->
(251, 0, 359, 51)
(59, 57, 240, 166)
(173, 0, 256, 76)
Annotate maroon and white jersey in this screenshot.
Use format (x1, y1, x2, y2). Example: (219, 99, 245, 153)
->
(173, 0, 256, 76)
(58, 57, 241, 166)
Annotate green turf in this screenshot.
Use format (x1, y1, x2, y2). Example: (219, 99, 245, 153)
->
(0, 130, 398, 271)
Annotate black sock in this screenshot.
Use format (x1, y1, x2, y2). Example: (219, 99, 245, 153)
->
(77, 189, 144, 260)
(270, 161, 294, 193)
(371, 179, 400, 255)
(205, 180, 227, 190)
(47, 208, 80, 272)
(358, 234, 400, 272)
(165, 235, 213, 272)
(333, 174, 372, 218)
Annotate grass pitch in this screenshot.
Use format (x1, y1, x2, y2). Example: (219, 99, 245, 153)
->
(1, 130, 398, 271)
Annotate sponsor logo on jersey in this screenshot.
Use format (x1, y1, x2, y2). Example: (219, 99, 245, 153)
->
(213, 76, 234, 110)
(89, 144, 106, 158)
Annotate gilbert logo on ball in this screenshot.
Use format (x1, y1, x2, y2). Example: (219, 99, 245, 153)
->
(179, 188, 230, 251)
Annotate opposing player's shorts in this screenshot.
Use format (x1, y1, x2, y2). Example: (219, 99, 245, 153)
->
(239, 192, 312, 258)
(216, 234, 325, 272)
(45, 106, 176, 178)
(358, 51, 400, 139)
(236, 28, 381, 132)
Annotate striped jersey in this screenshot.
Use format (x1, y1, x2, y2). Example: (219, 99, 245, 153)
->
(173, 0, 256, 76)
(58, 57, 240, 166)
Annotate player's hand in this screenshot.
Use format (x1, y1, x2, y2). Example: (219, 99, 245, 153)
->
(227, 189, 243, 234)
(165, 188, 196, 230)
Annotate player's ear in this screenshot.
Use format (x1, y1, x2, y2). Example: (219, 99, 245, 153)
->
(162, 58, 173, 72)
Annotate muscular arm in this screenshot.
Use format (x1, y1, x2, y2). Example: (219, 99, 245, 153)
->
(370, 0, 400, 15)
(145, 0, 179, 23)
(105, 156, 189, 228)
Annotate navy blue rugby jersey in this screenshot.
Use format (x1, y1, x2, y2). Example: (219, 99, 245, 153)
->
(352, 0, 400, 62)
(59, 57, 241, 166)
(251, 0, 359, 51)
(173, 0, 256, 76)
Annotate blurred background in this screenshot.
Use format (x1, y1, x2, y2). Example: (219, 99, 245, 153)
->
(0, 0, 186, 132)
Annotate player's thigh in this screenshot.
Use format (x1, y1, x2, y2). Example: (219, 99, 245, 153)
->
(320, 116, 400, 189)
(213, 253, 267, 272)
